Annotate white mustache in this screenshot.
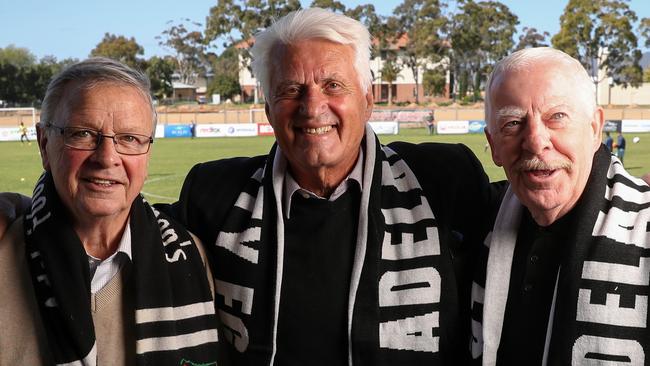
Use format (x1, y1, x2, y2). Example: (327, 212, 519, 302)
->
(516, 157, 572, 172)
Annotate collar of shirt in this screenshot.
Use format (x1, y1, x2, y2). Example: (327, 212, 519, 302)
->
(87, 220, 133, 294)
(282, 148, 364, 219)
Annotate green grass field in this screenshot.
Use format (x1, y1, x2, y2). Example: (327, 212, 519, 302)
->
(3, 129, 649, 204)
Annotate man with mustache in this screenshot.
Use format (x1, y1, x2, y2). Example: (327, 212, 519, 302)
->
(471, 47, 650, 365)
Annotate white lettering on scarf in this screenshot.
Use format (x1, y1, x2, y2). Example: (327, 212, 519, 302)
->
(215, 279, 254, 353)
(26, 180, 51, 235)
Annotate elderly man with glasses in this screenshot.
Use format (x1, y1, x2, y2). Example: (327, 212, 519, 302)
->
(0, 57, 219, 366)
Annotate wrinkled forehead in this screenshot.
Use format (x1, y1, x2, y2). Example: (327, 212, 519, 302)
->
(269, 40, 355, 81)
(56, 81, 153, 129)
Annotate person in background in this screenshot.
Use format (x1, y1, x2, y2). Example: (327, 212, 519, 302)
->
(0, 58, 219, 365)
(616, 132, 626, 164)
(603, 131, 613, 152)
(19, 121, 31, 145)
(471, 47, 650, 365)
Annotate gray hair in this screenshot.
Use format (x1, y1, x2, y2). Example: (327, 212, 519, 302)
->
(40, 57, 157, 132)
(250, 7, 372, 100)
(485, 47, 596, 130)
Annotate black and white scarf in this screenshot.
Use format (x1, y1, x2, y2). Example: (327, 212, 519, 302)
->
(471, 146, 650, 365)
(23, 172, 219, 366)
(207, 127, 456, 365)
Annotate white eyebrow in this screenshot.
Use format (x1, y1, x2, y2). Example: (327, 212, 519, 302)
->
(496, 106, 527, 120)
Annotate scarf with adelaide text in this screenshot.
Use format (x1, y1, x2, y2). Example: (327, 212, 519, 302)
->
(205, 127, 456, 365)
(23, 172, 219, 366)
(471, 146, 650, 365)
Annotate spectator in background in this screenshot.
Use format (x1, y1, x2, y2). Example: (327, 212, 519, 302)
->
(190, 120, 196, 139)
(19, 121, 31, 145)
(616, 132, 626, 164)
(603, 131, 613, 152)
(424, 110, 435, 135)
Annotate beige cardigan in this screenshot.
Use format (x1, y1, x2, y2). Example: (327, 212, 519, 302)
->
(0, 218, 214, 365)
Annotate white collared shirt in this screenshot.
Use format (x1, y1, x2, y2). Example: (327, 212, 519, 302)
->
(87, 221, 133, 294)
(282, 149, 364, 219)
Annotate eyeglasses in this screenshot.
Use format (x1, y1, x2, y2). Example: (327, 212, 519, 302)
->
(45, 123, 153, 155)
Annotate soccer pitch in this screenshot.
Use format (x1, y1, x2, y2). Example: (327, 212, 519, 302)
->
(3, 129, 649, 204)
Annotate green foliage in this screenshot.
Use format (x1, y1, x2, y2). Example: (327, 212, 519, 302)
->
(422, 68, 446, 96)
(0, 48, 72, 105)
(392, 0, 448, 104)
(204, 0, 301, 49)
(158, 19, 208, 85)
(310, 0, 346, 13)
(644, 68, 650, 83)
(207, 73, 241, 100)
(90, 33, 145, 69)
(551, 0, 643, 87)
(146, 56, 175, 99)
(380, 53, 402, 105)
(0, 45, 36, 68)
(449, 0, 519, 100)
(515, 27, 550, 50)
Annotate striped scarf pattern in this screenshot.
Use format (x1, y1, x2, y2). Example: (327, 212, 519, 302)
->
(209, 127, 447, 365)
(471, 146, 650, 365)
(24, 172, 219, 365)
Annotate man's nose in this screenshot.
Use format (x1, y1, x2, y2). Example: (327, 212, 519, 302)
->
(522, 117, 552, 154)
(299, 87, 328, 118)
(91, 135, 121, 166)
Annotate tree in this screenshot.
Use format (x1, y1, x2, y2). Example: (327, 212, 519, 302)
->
(552, 0, 643, 88)
(207, 46, 241, 100)
(423, 67, 446, 96)
(0, 45, 36, 68)
(90, 33, 145, 69)
(392, 0, 448, 104)
(644, 67, 650, 83)
(449, 0, 518, 101)
(158, 19, 208, 85)
(205, 0, 301, 48)
(640, 17, 650, 49)
(310, 0, 345, 13)
(515, 27, 550, 50)
(146, 56, 175, 99)
(380, 53, 402, 106)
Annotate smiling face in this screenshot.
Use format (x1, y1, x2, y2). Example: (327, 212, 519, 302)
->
(265, 38, 373, 194)
(38, 82, 152, 225)
(485, 60, 604, 226)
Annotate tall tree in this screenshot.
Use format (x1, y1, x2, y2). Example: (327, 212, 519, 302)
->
(0, 45, 36, 68)
(146, 56, 175, 99)
(551, 0, 643, 87)
(449, 0, 518, 101)
(205, 0, 301, 48)
(158, 19, 208, 85)
(640, 17, 650, 49)
(207, 46, 241, 100)
(90, 33, 145, 69)
(392, 0, 448, 104)
(380, 52, 402, 106)
(310, 0, 345, 13)
(515, 27, 550, 50)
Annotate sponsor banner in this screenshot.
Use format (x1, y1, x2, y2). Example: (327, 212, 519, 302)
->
(164, 124, 192, 138)
(368, 121, 399, 135)
(370, 110, 395, 121)
(196, 123, 258, 138)
(621, 120, 650, 133)
(604, 120, 621, 133)
(0, 127, 36, 141)
(468, 120, 486, 134)
(257, 123, 275, 136)
(437, 120, 469, 134)
(155, 125, 165, 138)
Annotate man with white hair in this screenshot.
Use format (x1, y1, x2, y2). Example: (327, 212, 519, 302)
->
(169, 7, 498, 365)
(471, 47, 650, 365)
